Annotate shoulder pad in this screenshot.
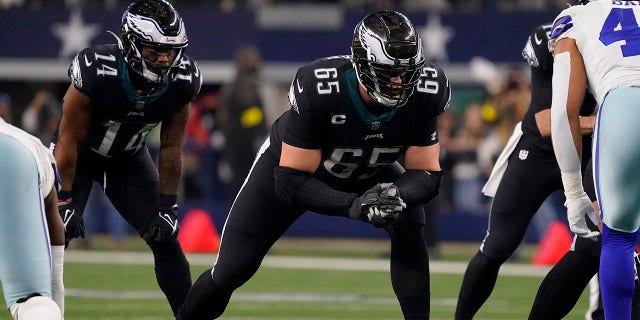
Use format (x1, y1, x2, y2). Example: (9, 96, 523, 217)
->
(414, 62, 450, 115)
(287, 57, 350, 120)
(171, 55, 202, 101)
(522, 24, 554, 71)
(549, 6, 581, 50)
(68, 45, 120, 96)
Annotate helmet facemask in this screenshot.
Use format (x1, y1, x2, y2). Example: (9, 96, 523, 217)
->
(351, 11, 425, 109)
(120, 0, 188, 84)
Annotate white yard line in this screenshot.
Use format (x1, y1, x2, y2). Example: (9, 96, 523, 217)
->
(65, 251, 552, 277)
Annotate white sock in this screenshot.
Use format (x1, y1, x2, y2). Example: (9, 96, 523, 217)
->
(51, 245, 65, 317)
(10, 296, 61, 320)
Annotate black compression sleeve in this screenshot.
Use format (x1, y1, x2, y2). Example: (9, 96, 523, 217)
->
(274, 166, 357, 217)
(393, 170, 443, 206)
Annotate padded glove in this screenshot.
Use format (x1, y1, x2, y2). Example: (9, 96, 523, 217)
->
(349, 183, 406, 228)
(57, 191, 85, 242)
(143, 194, 179, 242)
(565, 192, 600, 239)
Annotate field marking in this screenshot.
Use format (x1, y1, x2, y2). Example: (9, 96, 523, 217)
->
(66, 288, 458, 307)
(65, 251, 552, 277)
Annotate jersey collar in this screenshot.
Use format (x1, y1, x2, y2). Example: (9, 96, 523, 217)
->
(346, 68, 397, 128)
(117, 57, 168, 106)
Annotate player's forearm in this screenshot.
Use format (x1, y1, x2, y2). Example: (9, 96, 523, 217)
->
(274, 166, 357, 217)
(551, 51, 584, 174)
(54, 140, 78, 192)
(579, 115, 596, 135)
(45, 189, 65, 246)
(158, 145, 183, 195)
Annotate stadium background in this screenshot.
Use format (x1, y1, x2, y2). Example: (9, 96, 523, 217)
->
(0, 2, 562, 243)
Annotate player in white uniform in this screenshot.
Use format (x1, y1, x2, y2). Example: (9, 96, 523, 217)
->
(550, 1, 640, 319)
(0, 118, 65, 319)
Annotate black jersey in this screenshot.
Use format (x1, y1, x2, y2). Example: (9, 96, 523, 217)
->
(520, 24, 596, 158)
(268, 56, 450, 189)
(67, 45, 202, 157)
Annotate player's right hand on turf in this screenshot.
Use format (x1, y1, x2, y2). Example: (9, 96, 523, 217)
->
(349, 183, 407, 228)
(57, 191, 85, 241)
(565, 192, 600, 239)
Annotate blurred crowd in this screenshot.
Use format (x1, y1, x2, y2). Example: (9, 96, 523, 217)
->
(0, 0, 587, 12)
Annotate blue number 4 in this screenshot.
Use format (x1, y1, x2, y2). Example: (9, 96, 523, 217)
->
(600, 8, 640, 57)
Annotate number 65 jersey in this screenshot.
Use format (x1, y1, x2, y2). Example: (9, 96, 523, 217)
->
(550, 1, 640, 106)
(268, 56, 450, 189)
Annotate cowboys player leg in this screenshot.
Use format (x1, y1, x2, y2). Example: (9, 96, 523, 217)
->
(105, 148, 191, 316)
(386, 205, 430, 319)
(455, 149, 561, 320)
(0, 135, 61, 319)
(596, 88, 640, 320)
(529, 157, 600, 320)
(178, 147, 305, 319)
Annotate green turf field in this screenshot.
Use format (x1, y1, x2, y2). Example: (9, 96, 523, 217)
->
(0, 238, 593, 319)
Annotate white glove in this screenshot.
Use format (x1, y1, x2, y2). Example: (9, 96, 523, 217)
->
(565, 192, 600, 239)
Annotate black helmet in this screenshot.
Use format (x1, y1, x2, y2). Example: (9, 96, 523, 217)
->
(351, 10, 425, 109)
(119, 0, 188, 83)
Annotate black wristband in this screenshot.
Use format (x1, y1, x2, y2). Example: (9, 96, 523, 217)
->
(58, 191, 72, 201)
(160, 194, 177, 207)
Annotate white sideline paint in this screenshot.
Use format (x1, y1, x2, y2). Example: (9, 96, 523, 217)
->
(65, 251, 552, 277)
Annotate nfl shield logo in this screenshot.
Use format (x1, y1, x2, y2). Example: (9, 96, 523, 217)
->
(371, 121, 381, 131)
(518, 149, 529, 160)
(135, 101, 146, 110)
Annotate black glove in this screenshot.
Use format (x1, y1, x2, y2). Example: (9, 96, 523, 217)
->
(58, 191, 85, 243)
(143, 194, 180, 242)
(348, 183, 406, 228)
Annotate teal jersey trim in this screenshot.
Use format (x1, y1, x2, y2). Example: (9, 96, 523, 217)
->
(346, 68, 397, 128)
(117, 57, 168, 106)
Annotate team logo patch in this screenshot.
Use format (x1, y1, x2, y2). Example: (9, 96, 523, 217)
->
(70, 55, 83, 88)
(518, 149, 529, 160)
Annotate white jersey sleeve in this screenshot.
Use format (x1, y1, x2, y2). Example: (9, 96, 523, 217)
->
(549, 1, 640, 105)
(0, 120, 57, 198)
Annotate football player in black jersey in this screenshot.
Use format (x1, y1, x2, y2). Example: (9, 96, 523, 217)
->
(52, 0, 201, 316)
(454, 19, 601, 319)
(177, 10, 450, 320)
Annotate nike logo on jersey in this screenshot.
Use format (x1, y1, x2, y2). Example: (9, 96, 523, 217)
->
(296, 79, 304, 93)
(534, 33, 543, 45)
(84, 54, 92, 67)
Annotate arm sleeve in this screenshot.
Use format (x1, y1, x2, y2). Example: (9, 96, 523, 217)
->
(393, 169, 443, 206)
(274, 166, 357, 217)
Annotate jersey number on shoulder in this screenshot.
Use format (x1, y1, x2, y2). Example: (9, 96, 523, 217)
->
(600, 8, 640, 57)
(416, 67, 439, 94)
(323, 147, 401, 179)
(314, 68, 340, 94)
